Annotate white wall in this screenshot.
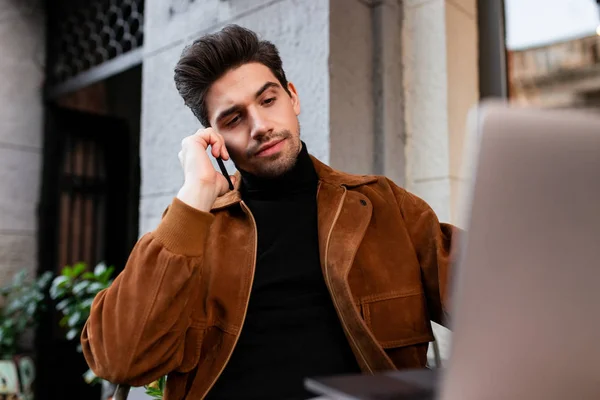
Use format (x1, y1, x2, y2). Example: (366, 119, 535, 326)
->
(0, 0, 45, 284)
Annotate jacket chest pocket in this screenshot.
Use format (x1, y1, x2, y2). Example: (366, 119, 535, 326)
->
(360, 290, 434, 349)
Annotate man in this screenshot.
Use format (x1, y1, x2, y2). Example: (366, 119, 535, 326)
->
(82, 25, 456, 400)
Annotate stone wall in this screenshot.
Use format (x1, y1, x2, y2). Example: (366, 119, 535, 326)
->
(0, 0, 45, 285)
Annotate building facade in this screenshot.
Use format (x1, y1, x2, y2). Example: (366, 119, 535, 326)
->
(508, 34, 600, 110)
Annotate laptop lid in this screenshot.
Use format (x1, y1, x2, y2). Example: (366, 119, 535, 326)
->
(439, 103, 600, 400)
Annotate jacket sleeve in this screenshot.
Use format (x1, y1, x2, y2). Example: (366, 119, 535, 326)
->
(390, 181, 460, 328)
(81, 197, 214, 386)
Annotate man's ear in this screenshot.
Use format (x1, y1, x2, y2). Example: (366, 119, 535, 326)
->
(287, 82, 301, 116)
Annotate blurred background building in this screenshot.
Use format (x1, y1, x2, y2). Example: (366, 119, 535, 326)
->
(508, 35, 600, 109)
(0, 0, 598, 398)
(506, 0, 600, 109)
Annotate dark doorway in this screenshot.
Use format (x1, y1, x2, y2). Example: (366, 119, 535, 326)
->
(36, 66, 141, 400)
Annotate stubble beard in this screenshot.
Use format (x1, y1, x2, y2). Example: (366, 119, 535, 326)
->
(246, 128, 302, 179)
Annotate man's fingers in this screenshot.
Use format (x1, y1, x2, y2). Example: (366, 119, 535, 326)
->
(190, 129, 228, 159)
(211, 141, 221, 159)
(222, 144, 230, 160)
(213, 131, 228, 159)
(193, 128, 218, 145)
(181, 128, 229, 161)
(216, 174, 237, 196)
(207, 132, 228, 160)
(209, 132, 228, 160)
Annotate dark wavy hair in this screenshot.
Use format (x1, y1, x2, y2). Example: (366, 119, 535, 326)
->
(174, 24, 291, 127)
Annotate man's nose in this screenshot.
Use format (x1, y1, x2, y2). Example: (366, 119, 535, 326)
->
(249, 108, 272, 139)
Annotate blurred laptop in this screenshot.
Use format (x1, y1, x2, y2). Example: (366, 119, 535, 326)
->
(305, 102, 600, 400)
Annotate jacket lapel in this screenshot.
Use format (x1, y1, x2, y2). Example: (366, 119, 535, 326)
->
(317, 180, 395, 373)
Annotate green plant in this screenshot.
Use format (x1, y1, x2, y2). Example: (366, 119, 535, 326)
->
(50, 262, 167, 398)
(50, 262, 114, 383)
(145, 376, 166, 399)
(0, 270, 53, 358)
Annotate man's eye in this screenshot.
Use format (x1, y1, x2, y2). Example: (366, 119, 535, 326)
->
(227, 116, 240, 126)
(263, 97, 276, 105)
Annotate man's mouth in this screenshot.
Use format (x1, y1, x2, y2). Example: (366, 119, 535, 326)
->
(255, 138, 286, 157)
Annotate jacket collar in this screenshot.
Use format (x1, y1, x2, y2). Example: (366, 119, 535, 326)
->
(211, 155, 378, 211)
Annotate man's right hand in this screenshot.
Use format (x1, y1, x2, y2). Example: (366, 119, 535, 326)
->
(176, 128, 236, 212)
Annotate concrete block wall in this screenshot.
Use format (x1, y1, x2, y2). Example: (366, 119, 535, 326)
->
(0, 0, 45, 285)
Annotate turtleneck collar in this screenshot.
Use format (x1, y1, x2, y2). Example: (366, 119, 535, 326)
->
(239, 141, 318, 200)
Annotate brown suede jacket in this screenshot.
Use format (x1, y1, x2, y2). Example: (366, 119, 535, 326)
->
(81, 156, 457, 399)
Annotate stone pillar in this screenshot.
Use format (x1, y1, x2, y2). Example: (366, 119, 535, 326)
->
(0, 0, 45, 284)
(403, 0, 479, 364)
(446, 0, 479, 226)
(403, 0, 479, 226)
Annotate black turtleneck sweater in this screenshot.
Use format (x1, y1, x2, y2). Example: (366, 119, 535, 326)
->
(205, 143, 361, 400)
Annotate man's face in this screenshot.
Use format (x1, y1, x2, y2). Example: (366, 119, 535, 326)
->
(206, 62, 302, 178)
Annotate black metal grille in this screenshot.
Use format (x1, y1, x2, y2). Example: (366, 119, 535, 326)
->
(48, 0, 144, 84)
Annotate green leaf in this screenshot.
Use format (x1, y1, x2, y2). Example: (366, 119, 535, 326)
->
(94, 262, 107, 277)
(101, 266, 115, 282)
(50, 276, 70, 299)
(62, 266, 73, 278)
(73, 262, 87, 277)
(12, 270, 26, 285)
(26, 302, 36, 316)
(66, 328, 79, 341)
(83, 368, 98, 384)
(72, 281, 90, 295)
(56, 298, 71, 311)
(59, 315, 70, 327)
(86, 282, 104, 295)
(63, 303, 77, 316)
(81, 272, 95, 280)
(80, 298, 94, 309)
(68, 311, 82, 328)
(36, 271, 54, 289)
(5, 299, 23, 314)
(144, 376, 166, 399)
